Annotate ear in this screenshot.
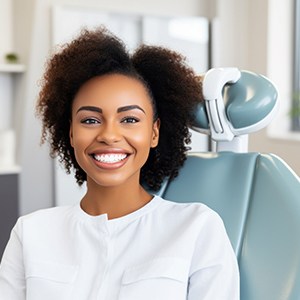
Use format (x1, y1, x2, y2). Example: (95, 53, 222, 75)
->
(69, 121, 74, 148)
(151, 118, 160, 148)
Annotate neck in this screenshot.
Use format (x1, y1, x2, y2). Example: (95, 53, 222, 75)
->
(80, 179, 153, 219)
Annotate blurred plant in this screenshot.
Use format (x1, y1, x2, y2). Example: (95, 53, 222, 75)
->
(290, 92, 300, 131)
(5, 52, 19, 63)
(290, 92, 300, 116)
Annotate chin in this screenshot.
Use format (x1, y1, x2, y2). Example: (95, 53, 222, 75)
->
(87, 174, 138, 189)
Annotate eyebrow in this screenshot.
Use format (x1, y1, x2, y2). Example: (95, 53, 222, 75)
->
(76, 105, 145, 114)
(117, 105, 145, 114)
(76, 106, 102, 114)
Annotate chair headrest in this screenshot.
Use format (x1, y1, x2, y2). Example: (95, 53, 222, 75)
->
(191, 68, 278, 141)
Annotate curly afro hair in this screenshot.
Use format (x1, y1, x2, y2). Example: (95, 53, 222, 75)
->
(36, 27, 203, 191)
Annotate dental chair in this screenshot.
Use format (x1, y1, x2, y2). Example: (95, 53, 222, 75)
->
(154, 68, 300, 300)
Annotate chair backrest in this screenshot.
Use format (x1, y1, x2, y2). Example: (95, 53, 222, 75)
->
(159, 152, 300, 300)
(153, 68, 300, 300)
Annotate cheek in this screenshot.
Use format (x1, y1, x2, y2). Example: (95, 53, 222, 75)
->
(129, 129, 154, 149)
(71, 132, 92, 173)
(127, 131, 153, 166)
(71, 128, 93, 153)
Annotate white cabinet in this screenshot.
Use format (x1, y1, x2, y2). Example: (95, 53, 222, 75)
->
(0, 64, 25, 172)
(0, 65, 24, 258)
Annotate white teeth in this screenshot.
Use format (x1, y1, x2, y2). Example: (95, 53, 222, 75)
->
(93, 153, 127, 163)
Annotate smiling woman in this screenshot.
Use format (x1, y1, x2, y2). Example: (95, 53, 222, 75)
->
(0, 27, 239, 299)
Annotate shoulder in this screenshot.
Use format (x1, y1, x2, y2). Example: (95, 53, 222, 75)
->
(13, 205, 76, 234)
(155, 196, 224, 229)
(21, 205, 74, 221)
(158, 196, 219, 217)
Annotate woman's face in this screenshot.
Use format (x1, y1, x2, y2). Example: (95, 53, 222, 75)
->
(70, 74, 160, 189)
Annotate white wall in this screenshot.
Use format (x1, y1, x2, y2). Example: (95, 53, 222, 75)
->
(0, 0, 13, 63)
(0, 0, 14, 133)
(267, 0, 293, 138)
(50, 0, 216, 18)
(213, 0, 250, 69)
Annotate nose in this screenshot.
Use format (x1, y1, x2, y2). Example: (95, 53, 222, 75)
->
(96, 122, 122, 144)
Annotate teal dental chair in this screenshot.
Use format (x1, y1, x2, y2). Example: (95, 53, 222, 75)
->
(154, 68, 300, 300)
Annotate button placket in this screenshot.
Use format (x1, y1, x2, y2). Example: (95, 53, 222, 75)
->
(96, 222, 115, 299)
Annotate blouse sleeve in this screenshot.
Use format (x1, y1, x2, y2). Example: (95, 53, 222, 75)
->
(0, 220, 26, 299)
(187, 210, 240, 300)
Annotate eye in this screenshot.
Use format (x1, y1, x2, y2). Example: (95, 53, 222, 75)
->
(121, 116, 139, 124)
(81, 118, 100, 125)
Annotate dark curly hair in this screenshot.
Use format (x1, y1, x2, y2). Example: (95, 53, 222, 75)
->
(36, 27, 203, 191)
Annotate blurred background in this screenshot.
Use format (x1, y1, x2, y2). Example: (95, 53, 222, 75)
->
(0, 0, 299, 254)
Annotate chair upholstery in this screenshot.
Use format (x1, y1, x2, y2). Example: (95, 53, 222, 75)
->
(156, 152, 300, 299)
(152, 68, 300, 299)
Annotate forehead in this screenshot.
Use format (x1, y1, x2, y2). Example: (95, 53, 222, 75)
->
(73, 74, 152, 110)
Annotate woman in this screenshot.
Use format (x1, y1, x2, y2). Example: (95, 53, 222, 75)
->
(0, 27, 239, 299)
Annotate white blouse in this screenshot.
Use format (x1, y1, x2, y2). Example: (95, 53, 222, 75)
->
(0, 196, 239, 300)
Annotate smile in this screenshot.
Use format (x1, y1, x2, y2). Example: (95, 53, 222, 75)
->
(92, 153, 128, 164)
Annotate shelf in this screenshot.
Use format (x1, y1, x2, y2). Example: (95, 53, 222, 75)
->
(0, 63, 25, 73)
(0, 165, 21, 175)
